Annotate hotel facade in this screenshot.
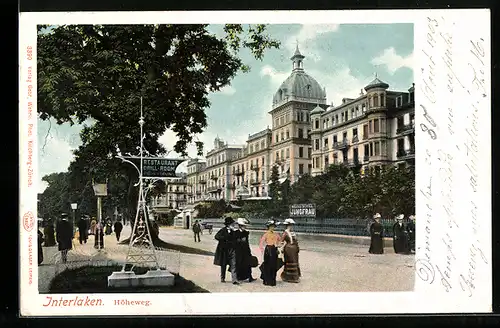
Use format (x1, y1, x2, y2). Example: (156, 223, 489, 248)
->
(169, 46, 414, 209)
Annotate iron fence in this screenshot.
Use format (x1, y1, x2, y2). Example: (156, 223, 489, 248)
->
(199, 217, 411, 238)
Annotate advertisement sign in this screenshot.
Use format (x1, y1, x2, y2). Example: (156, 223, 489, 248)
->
(289, 203, 316, 217)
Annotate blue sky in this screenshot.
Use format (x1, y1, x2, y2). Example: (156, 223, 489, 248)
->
(37, 23, 414, 192)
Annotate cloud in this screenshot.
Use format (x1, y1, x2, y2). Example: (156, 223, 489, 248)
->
(219, 84, 236, 95)
(260, 64, 289, 88)
(285, 24, 340, 62)
(371, 47, 414, 75)
(38, 136, 76, 193)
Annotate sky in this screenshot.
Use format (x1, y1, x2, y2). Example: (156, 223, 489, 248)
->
(37, 23, 414, 193)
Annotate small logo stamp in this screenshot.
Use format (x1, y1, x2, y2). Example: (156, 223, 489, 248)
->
(23, 211, 34, 232)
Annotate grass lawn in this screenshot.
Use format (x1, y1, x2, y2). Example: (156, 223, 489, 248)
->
(48, 265, 210, 293)
(120, 237, 215, 256)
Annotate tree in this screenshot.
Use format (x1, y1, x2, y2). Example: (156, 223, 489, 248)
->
(268, 165, 280, 200)
(38, 24, 280, 220)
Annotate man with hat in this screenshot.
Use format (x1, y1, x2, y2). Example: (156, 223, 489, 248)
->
(56, 213, 73, 263)
(77, 215, 89, 244)
(368, 213, 384, 254)
(213, 217, 239, 285)
(392, 214, 410, 254)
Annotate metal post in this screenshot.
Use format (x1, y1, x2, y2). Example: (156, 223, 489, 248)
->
(72, 209, 76, 234)
(97, 197, 102, 222)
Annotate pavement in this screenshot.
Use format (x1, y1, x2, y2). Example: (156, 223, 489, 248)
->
(38, 226, 415, 293)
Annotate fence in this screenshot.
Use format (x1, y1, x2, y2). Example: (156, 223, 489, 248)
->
(199, 217, 411, 238)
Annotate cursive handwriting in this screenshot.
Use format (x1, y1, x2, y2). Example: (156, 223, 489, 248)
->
(419, 104, 438, 140)
(415, 258, 436, 284)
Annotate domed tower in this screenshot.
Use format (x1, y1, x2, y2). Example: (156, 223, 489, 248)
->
(363, 74, 390, 167)
(268, 45, 327, 183)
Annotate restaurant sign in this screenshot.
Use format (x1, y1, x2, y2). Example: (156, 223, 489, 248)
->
(125, 157, 186, 178)
(289, 204, 316, 218)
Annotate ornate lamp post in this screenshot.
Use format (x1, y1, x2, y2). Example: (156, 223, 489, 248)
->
(70, 203, 78, 233)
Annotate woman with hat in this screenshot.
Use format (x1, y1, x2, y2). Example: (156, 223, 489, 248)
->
(258, 219, 281, 286)
(369, 213, 384, 254)
(214, 217, 239, 285)
(393, 214, 410, 254)
(280, 218, 301, 283)
(234, 218, 257, 282)
(406, 215, 416, 253)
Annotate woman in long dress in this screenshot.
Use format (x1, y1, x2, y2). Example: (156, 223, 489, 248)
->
(234, 218, 256, 282)
(259, 219, 281, 286)
(280, 218, 301, 283)
(369, 213, 384, 254)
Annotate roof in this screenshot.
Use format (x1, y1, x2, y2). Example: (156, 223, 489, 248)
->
(364, 77, 389, 91)
(273, 71, 326, 105)
(310, 105, 325, 115)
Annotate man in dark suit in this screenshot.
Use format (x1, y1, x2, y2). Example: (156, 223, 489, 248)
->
(213, 217, 239, 285)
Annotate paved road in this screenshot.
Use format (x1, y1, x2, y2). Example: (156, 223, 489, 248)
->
(38, 226, 415, 293)
(158, 227, 415, 293)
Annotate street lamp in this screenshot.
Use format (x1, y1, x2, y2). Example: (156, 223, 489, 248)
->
(71, 203, 78, 233)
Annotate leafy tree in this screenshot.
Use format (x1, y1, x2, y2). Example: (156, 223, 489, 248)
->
(268, 165, 280, 200)
(37, 24, 280, 221)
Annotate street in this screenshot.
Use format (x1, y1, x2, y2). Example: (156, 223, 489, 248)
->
(39, 226, 415, 293)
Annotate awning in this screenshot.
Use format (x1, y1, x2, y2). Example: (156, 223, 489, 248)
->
(245, 196, 272, 200)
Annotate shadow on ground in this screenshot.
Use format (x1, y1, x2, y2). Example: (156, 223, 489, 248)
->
(119, 237, 215, 256)
(47, 265, 210, 293)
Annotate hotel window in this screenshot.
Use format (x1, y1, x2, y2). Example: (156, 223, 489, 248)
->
(341, 112, 345, 122)
(315, 119, 319, 129)
(297, 112, 300, 121)
(307, 130, 311, 139)
(351, 108, 355, 118)
(352, 128, 358, 138)
(261, 140, 265, 149)
(374, 119, 380, 133)
(370, 143, 374, 156)
(286, 148, 290, 159)
(362, 103, 366, 113)
(342, 131, 348, 141)
(286, 130, 290, 139)
(275, 134, 279, 143)
(298, 128, 304, 139)
(276, 151, 279, 161)
(374, 94, 379, 107)
(333, 134, 338, 143)
(281, 131, 285, 141)
(380, 94, 385, 107)
(397, 116, 404, 129)
(410, 113, 415, 126)
(299, 147, 304, 158)
(333, 152, 338, 164)
(281, 149, 284, 159)
(308, 147, 312, 158)
(324, 138, 329, 149)
(306, 113, 309, 122)
(299, 164, 304, 175)
(275, 119, 278, 127)
(300, 112, 304, 121)
(324, 156, 329, 167)
(315, 139, 320, 150)
(250, 145, 253, 153)
(364, 144, 369, 157)
(315, 157, 320, 168)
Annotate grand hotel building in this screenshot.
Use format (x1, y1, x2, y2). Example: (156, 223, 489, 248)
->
(182, 46, 415, 206)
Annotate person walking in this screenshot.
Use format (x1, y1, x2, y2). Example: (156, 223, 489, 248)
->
(369, 213, 384, 254)
(234, 218, 256, 282)
(393, 214, 410, 254)
(259, 219, 281, 286)
(280, 218, 301, 283)
(56, 213, 73, 263)
(90, 218, 97, 236)
(407, 215, 416, 252)
(104, 217, 113, 235)
(213, 217, 239, 285)
(192, 220, 202, 242)
(38, 229, 44, 265)
(114, 220, 123, 242)
(77, 216, 89, 244)
(43, 218, 56, 247)
(94, 220, 105, 249)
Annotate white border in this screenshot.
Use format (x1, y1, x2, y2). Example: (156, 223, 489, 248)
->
(19, 10, 492, 316)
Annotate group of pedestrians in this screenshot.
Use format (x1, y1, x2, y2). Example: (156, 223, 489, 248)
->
(368, 213, 416, 255)
(38, 212, 125, 265)
(213, 216, 301, 287)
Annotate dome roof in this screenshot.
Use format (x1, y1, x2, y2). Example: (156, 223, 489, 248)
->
(272, 45, 326, 106)
(364, 76, 389, 91)
(310, 105, 325, 115)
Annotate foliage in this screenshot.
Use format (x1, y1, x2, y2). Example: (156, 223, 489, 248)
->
(195, 199, 227, 218)
(37, 24, 279, 220)
(156, 209, 178, 226)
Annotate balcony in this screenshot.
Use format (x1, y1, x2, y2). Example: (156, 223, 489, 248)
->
(352, 135, 359, 144)
(170, 189, 185, 194)
(333, 139, 349, 150)
(322, 145, 330, 152)
(396, 124, 415, 136)
(251, 164, 259, 171)
(397, 148, 416, 158)
(362, 134, 368, 140)
(198, 179, 207, 184)
(363, 155, 370, 163)
(196, 190, 201, 195)
(210, 175, 218, 181)
(250, 178, 261, 185)
(233, 169, 245, 176)
(345, 158, 361, 167)
(207, 186, 222, 193)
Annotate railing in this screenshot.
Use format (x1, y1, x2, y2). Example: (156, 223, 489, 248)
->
(200, 217, 411, 238)
(363, 155, 370, 162)
(207, 186, 222, 192)
(198, 179, 207, 184)
(362, 134, 368, 140)
(396, 124, 415, 135)
(210, 175, 218, 181)
(352, 135, 359, 143)
(397, 148, 415, 158)
(344, 158, 360, 167)
(170, 189, 185, 194)
(333, 139, 349, 149)
(251, 164, 259, 171)
(233, 169, 245, 176)
(250, 179, 260, 185)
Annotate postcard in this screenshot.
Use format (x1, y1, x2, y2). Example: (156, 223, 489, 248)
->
(19, 10, 491, 316)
